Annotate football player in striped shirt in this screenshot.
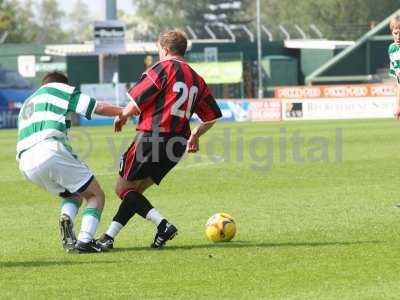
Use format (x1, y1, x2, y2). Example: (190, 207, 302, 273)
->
(389, 15, 400, 119)
(17, 71, 124, 253)
(97, 31, 222, 250)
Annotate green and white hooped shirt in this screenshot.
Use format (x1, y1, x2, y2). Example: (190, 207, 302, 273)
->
(389, 42, 400, 84)
(16, 82, 97, 159)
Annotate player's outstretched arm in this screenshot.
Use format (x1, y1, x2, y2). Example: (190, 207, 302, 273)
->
(95, 101, 123, 117)
(187, 121, 216, 153)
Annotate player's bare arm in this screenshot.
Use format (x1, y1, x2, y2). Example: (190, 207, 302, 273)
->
(187, 121, 216, 153)
(94, 101, 124, 117)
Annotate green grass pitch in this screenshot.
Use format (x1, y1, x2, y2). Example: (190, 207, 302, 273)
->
(1, 119, 400, 299)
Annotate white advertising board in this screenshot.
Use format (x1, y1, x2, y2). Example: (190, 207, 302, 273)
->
(282, 97, 396, 120)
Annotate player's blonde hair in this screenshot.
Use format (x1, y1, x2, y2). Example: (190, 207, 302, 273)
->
(390, 15, 400, 31)
(158, 31, 188, 56)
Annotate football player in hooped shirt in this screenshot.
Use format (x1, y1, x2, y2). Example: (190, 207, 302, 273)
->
(389, 15, 400, 119)
(97, 31, 222, 249)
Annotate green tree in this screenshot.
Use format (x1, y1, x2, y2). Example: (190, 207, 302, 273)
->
(201, 0, 252, 25)
(35, 0, 68, 44)
(68, 0, 93, 42)
(0, 0, 37, 43)
(0, 0, 71, 44)
(129, 0, 187, 40)
(247, 0, 399, 40)
(0, 0, 14, 35)
(128, 0, 399, 41)
(12, 0, 38, 42)
(303, 0, 399, 39)
(128, 0, 252, 40)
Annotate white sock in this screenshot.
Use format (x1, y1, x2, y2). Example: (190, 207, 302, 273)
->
(146, 208, 165, 227)
(78, 208, 101, 243)
(60, 199, 80, 222)
(105, 221, 123, 238)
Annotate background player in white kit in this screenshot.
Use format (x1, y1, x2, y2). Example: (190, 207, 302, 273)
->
(17, 71, 123, 253)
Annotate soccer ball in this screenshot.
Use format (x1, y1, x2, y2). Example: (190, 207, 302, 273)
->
(205, 213, 236, 242)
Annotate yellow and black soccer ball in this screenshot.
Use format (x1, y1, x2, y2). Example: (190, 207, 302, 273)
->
(205, 213, 236, 242)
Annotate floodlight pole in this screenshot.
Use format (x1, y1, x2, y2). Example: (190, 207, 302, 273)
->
(99, 0, 118, 83)
(106, 0, 117, 20)
(256, 0, 263, 99)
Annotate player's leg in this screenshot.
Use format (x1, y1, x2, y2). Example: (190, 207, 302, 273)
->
(60, 194, 82, 222)
(144, 135, 187, 248)
(46, 142, 105, 253)
(97, 176, 157, 249)
(21, 164, 83, 252)
(99, 171, 178, 249)
(116, 176, 177, 248)
(59, 193, 82, 252)
(19, 139, 104, 253)
(97, 133, 152, 248)
(97, 133, 183, 249)
(19, 142, 82, 251)
(74, 178, 105, 253)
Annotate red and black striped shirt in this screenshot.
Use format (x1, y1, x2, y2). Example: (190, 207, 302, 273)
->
(127, 57, 222, 138)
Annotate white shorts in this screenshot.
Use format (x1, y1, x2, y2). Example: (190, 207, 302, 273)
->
(19, 139, 94, 196)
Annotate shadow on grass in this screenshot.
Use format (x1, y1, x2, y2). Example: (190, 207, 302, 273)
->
(112, 240, 383, 253)
(0, 260, 116, 268)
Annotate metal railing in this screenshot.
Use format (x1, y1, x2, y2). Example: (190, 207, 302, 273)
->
(178, 22, 324, 43)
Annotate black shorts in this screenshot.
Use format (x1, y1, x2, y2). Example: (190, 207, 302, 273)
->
(119, 132, 187, 185)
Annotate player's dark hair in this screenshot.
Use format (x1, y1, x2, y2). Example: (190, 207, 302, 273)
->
(42, 71, 69, 85)
(158, 31, 188, 57)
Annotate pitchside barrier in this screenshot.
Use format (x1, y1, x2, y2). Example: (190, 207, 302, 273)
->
(0, 108, 19, 128)
(77, 82, 283, 125)
(274, 83, 397, 121)
(0, 83, 396, 129)
(77, 82, 397, 126)
(192, 99, 282, 123)
(78, 82, 397, 125)
(77, 98, 282, 125)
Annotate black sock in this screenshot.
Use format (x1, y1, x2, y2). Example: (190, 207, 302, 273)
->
(114, 190, 154, 224)
(112, 197, 136, 226)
